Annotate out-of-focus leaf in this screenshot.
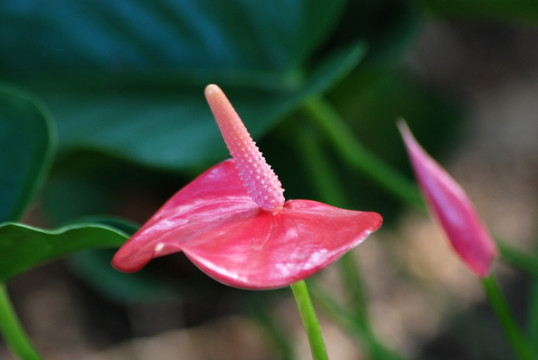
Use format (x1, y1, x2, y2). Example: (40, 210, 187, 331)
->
(330, 66, 462, 167)
(40, 44, 365, 170)
(0, 222, 127, 282)
(0, 0, 345, 76)
(326, 0, 422, 64)
(324, 66, 462, 222)
(33, 44, 362, 170)
(0, 84, 54, 222)
(418, 0, 538, 24)
(68, 250, 182, 304)
(0, 0, 364, 170)
(42, 170, 118, 225)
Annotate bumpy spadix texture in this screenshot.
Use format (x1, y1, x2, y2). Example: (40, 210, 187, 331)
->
(112, 85, 382, 289)
(398, 121, 498, 278)
(205, 85, 284, 211)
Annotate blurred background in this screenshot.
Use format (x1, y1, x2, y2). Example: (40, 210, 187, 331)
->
(1, 1, 537, 359)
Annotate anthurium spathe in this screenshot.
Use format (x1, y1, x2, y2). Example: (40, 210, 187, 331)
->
(398, 121, 498, 278)
(112, 85, 382, 289)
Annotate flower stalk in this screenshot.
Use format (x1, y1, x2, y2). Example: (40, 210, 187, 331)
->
(481, 276, 536, 360)
(0, 284, 42, 360)
(291, 280, 329, 360)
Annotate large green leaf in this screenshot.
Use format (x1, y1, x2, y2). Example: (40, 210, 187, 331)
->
(0, 0, 345, 75)
(0, 222, 128, 282)
(52, 44, 364, 169)
(0, 84, 54, 222)
(0, 0, 363, 170)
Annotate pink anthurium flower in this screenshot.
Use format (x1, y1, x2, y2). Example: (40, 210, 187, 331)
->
(112, 84, 382, 289)
(398, 121, 498, 278)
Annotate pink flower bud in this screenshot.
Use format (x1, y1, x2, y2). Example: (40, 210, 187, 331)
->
(398, 121, 498, 278)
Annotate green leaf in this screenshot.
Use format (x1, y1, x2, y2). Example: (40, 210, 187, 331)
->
(330, 66, 462, 166)
(0, 222, 128, 282)
(0, 0, 345, 76)
(0, 0, 361, 170)
(0, 84, 55, 222)
(418, 0, 538, 24)
(68, 250, 182, 304)
(38, 43, 366, 170)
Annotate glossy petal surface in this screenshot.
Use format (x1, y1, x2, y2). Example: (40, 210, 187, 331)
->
(112, 159, 382, 289)
(399, 122, 498, 277)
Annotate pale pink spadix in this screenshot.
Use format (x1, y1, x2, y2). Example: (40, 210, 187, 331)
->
(398, 121, 498, 278)
(205, 85, 285, 211)
(112, 84, 382, 289)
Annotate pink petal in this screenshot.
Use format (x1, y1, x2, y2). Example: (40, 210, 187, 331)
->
(184, 199, 382, 289)
(398, 122, 498, 277)
(112, 159, 256, 272)
(112, 159, 382, 289)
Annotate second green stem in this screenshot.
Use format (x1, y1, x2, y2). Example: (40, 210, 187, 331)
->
(481, 276, 536, 360)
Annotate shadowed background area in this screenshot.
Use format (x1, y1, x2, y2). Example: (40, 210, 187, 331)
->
(0, 1, 537, 359)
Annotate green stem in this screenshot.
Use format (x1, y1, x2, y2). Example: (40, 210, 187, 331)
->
(528, 211, 538, 347)
(481, 276, 536, 360)
(290, 280, 329, 360)
(529, 280, 538, 350)
(0, 283, 42, 360)
(301, 97, 425, 213)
